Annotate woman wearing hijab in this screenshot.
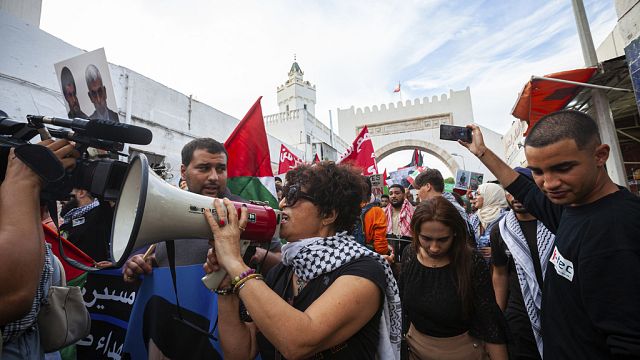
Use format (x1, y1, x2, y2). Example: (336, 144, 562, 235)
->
(471, 183, 508, 261)
(204, 162, 402, 359)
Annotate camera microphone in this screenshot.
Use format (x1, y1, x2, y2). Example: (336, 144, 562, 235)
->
(27, 115, 153, 145)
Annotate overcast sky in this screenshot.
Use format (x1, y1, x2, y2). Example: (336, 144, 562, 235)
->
(40, 0, 618, 177)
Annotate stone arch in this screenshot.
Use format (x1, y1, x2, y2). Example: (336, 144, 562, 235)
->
(376, 139, 461, 176)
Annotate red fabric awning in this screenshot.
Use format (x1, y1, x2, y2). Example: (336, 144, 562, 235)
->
(512, 67, 597, 135)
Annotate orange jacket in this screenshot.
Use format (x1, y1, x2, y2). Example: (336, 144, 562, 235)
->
(362, 204, 389, 255)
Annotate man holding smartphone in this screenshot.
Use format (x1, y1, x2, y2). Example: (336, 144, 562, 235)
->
(458, 110, 640, 359)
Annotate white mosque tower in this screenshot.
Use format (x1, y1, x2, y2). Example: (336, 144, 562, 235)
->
(265, 57, 348, 165)
(276, 56, 317, 116)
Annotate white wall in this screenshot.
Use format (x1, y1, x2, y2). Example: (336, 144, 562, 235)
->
(336, 87, 475, 139)
(264, 109, 347, 161)
(614, 0, 640, 47)
(277, 82, 317, 116)
(0, 0, 41, 27)
(0, 9, 294, 179)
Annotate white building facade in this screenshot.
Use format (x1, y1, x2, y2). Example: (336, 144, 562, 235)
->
(0, 8, 295, 179)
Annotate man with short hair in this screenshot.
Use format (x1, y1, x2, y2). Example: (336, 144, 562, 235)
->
(60, 67, 88, 119)
(122, 138, 281, 358)
(379, 194, 389, 208)
(460, 110, 640, 359)
(385, 184, 414, 238)
(60, 188, 113, 266)
(415, 168, 468, 221)
(123, 138, 264, 274)
(491, 167, 555, 360)
(414, 168, 476, 244)
(85, 64, 119, 122)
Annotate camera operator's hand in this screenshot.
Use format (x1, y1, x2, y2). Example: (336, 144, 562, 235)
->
(0, 139, 78, 324)
(122, 254, 154, 283)
(4, 139, 79, 188)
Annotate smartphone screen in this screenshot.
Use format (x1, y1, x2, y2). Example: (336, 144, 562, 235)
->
(439, 125, 472, 143)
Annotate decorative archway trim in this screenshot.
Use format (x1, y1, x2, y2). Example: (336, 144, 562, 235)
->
(375, 139, 461, 176)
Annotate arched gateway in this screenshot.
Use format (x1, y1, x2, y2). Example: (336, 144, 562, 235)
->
(336, 88, 505, 182)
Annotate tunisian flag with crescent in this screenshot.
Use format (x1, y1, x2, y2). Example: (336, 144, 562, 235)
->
(337, 126, 378, 176)
(278, 144, 303, 174)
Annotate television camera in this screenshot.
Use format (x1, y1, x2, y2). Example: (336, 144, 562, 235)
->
(0, 114, 153, 201)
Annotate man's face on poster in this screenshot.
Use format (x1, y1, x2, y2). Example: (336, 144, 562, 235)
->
(88, 79, 107, 113)
(63, 83, 81, 114)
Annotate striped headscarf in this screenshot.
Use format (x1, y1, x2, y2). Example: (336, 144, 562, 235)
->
(384, 199, 414, 237)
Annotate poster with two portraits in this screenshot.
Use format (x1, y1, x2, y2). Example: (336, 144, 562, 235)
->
(54, 48, 119, 123)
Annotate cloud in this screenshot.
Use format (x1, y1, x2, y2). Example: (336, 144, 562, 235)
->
(39, 0, 617, 170)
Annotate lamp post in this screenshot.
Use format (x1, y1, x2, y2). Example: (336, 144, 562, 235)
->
(571, 0, 627, 187)
(451, 153, 465, 171)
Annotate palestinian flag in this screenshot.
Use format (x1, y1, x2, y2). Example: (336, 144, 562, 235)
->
(225, 97, 279, 209)
(382, 169, 389, 195)
(43, 223, 94, 282)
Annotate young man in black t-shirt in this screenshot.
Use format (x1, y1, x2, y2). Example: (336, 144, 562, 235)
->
(490, 168, 555, 360)
(459, 110, 640, 359)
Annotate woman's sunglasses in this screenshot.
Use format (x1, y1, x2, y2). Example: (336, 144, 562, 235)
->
(284, 185, 316, 207)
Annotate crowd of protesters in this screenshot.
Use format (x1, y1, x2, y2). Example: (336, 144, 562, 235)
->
(1, 109, 639, 360)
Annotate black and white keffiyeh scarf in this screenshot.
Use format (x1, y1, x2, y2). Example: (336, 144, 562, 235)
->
(281, 231, 402, 360)
(62, 198, 100, 225)
(499, 211, 555, 357)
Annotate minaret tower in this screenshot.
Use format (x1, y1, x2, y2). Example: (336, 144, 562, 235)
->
(277, 55, 317, 116)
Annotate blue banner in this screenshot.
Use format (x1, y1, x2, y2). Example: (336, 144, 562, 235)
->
(122, 265, 223, 359)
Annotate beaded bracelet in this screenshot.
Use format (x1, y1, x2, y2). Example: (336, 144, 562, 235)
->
(214, 287, 234, 296)
(233, 274, 264, 294)
(231, 268, 256, 287)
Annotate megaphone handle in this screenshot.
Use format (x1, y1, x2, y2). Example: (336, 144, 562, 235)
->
(202, 240, 252, 290)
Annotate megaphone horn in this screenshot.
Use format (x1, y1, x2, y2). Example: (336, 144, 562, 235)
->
(110, 154, 279, 274)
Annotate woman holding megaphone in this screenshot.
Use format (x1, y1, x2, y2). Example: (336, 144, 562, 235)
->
(204, 162, 402, 360)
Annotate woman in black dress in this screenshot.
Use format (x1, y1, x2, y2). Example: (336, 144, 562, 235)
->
(204, 162, 402, 359)
(399, 197, 507, 360)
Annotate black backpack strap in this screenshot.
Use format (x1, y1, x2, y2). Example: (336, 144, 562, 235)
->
(166, 240, 217, 340)
(47, 201, 99, 272)
(165, 240, 184, 320)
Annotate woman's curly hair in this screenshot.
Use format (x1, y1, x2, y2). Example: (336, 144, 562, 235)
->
(284, 161, 365, 232)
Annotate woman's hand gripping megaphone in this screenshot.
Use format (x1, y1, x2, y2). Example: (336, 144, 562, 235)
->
(202, 198, 249, 290)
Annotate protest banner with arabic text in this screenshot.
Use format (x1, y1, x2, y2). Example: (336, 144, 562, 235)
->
(278, 144, 303, 174)
(338, 126, 378, 176)
(77, 268, 139, 360)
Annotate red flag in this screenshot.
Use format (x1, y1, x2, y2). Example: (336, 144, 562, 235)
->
(278, 144, 303, 174)
(511, 67, 597, 135)
(43, 224, 94, 281)
(313, 154, 320, 163)
(393, 82, 401, 93)
(337, 126, 378, 175)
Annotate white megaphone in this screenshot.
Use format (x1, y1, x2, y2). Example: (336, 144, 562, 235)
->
(111, 154, 280, 289)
